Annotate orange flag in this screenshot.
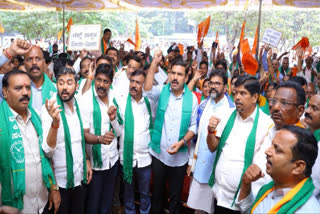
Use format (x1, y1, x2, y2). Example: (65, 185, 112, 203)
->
(292, 37, 309, 50)
(197, 22, 204, 46)
(240, 20, 246, 43)
(66, 17, 73, 32)
(135, 19, 141, 51)
(252, 26, 258, 55)
(126, 38, 136, 47)
(240, 38, 251, 55)
(0, 24, 4, 34)
(202, 16, 211, 38)
(215, 31, 219, 44)
(57, 30, 63, 40)
(178, 44, 184, 55)
(242, 53, 258, 75)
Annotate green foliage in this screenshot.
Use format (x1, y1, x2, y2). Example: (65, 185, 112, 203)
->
(0, 9, 320, 50)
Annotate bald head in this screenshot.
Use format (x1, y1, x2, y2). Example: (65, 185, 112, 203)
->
(24, 46, 45, 81)
(306, 83, 316, 100)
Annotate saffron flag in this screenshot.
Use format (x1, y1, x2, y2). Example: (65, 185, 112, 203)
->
(178, 44, 184, 55)
(66, 17, 73, 32)
(126, 38, 136, 47)
(240, 38, 251, 55)
(240, 20, 246, 43)
(197, 16, 211, 45)
(197, 21, 204, 46)
(57, 30, 63, 40)
(252, 26, 259, 55)
(135, 19, 141, 51)
(215, 31, 219, 44)
(0, 24, 4, 34)
(292, 37, 309, 50)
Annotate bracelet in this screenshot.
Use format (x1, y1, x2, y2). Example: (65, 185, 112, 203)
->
(87, 75, 94, 80)
(208, 130, 217, 135)
(51, 122, 59, 129)
(5, 48, 13, 59)
(97, 135, 100, 143)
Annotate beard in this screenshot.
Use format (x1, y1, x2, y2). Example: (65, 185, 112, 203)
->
(58, 89, 76, 103)
(210, 88, 223, 99)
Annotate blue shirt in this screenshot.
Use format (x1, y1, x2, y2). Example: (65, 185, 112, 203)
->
(144, 85, 198, 167)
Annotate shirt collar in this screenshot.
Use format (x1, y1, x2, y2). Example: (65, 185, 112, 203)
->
(237, 105, 258, 122)
(9, 106, 32, 123)
(169, 85, 185, 99)
(131, 95, 145, 104)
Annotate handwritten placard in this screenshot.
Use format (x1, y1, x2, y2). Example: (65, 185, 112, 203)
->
(261, 28, 282, 48)
(68, 24, 101, 51)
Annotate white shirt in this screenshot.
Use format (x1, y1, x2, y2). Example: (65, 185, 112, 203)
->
(213, 107, 273, 210)
(0, 108, 48, 213)
(42, 96, 84, 189)
(113, 70, 130, 100)
(312, 140, 320, 201)
(118, 95, 154, 168)
(79, 88, 122, 171)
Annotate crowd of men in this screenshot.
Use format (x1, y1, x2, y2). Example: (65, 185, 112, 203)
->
(0, 27, 320, 214)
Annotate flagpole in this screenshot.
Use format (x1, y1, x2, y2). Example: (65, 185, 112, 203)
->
(62, 0, 65, 53)
(255, 0, 262, 60)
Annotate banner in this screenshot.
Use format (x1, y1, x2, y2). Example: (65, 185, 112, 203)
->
(67, 24, 101, 51)
(261, 28, 282, 47)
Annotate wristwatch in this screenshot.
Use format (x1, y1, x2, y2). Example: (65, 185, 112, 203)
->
(182, 137, 187, 146)
(50, 184, 59, 191)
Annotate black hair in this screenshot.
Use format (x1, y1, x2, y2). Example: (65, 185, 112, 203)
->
(103, 28, 111, 34)
(131, 69, 146, 78)
(282, 125, 318, 177)
(53, 58, 68, 78)
(289, 76, 307, 87)
(56, 66, 77, 82)
(171, 59, 188, 76)
(80, 57, 92, 69)
(66, 59, 74, 67)
(209, 69, 228, 85)
(106, 47, 118, 55)
(267, 82, 278, 91)
(231, 74, 240, 83)
(58, 53, 68, 59)
(2, 69, 30, 89)
(95, 63, 114, 82)
(42, 51, 51, 65)
(53, 44, 58, 48)
(278, 81, 306, 106)
(96, 54, 113, 67)
(215, 60, 228, 71)
(143, 63, 151, 72)
(128, 55, 142, 66)
(235, 75, 260, 96)
(199, 60, 208, 69)
(122, 55, 131, 64)
(202, 78, 210, 88)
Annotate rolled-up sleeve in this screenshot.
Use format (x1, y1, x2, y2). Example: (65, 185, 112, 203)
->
(143, 85, 162, 102)
(41, 105, 57, 158)
(0, 54, 9, 67)
(236, 191, 254, 214)
(187, 95, 199, 135)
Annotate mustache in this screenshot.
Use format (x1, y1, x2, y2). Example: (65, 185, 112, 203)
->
(30, 65, 40, 71)
(97, 87, 106, 92)
(19, 95, 30, 102)
(210, 88, 217, 94)
(60, 90, 70, 95)
(172, 80, 178, 84)
(305, 112, 312, 120)
(130, 87, 137, 92)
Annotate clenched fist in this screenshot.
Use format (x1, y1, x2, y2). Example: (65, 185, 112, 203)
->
(107, 106, 117, 121)
(242, 164, 265, 185)
(208, 116, 221, 133)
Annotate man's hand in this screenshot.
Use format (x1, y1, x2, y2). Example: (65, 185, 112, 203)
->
(167, 140, 184, 155)
(193, 69, 202, 81)
(191, 59, 198, 71)
(186, 165, 192, 177)
(153, 50, 163, 65)
(0, 206, 18, 214)
(107, 106, 117, 121)
(208, 116, 221, 133)
(45, 99, 61, 127)
(99, 129, 115, 145)
(49, 188, 61, 214)
(87, 61, 95, 78)
(242, 164, 264, 185)
(86, 159, 93, 184)
(296, 47, 304, 58)
(7, 39, 31, 57)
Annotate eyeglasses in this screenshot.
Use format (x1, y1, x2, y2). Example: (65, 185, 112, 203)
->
(208, 81, 223, 87)
(269, 98, 298, 108)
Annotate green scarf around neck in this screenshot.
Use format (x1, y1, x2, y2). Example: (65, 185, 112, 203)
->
(91, 86, 123, 168)
(313, 129, 320, 142)
(208, 106, 260, 206)
(30, 73, 56, 106)
(123, 94, 153, 183)
(149, 83, 193, 153)
(56, 95, 87, 188)
(250, 177, 314, 213)
(0, 100, 55, 209)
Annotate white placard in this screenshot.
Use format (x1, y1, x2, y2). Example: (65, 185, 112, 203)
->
(261, 28, 282, 48)
(67, 24, 101, 51)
